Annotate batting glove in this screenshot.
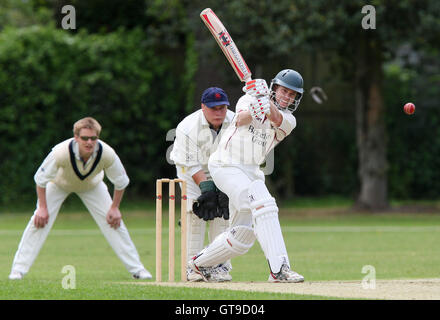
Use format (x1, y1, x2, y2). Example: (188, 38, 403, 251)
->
(242, 79, 269, 97)
(249, 95, 271, 122)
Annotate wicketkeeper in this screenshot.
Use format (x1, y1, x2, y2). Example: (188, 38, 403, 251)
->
(9, 117, 151, 280)
(189, 69, 305, 282)
(170, 87, 235, 282)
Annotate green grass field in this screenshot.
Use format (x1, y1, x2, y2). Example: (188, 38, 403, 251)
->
(1, 200, 440, 300)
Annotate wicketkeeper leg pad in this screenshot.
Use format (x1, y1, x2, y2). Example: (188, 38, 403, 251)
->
(186, 211, 207, 261)
(208, 217, 229, 243)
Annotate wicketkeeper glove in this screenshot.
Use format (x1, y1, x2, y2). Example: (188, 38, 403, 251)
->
(192, 181, 218, 221)
(217, 191, 230, 220)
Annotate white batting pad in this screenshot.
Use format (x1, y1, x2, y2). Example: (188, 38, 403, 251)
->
(248, 179, 276, 209)
(194, 225, 255, 267)
(208, 217, 232, 269)
(249, 180, 290, 273)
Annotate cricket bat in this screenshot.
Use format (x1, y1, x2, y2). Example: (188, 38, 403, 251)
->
(200, 8, 252, 83)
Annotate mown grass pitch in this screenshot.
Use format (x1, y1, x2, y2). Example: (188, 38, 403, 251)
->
(1, 202, 439, 300)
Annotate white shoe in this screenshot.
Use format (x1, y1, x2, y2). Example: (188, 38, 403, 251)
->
(9, 271, 24, 280)
(187, 267, 203, 282)
(132, 269, 152, 280)
(188, 258, 231, 283)
(268, 264, 304, 283)
(209, 264, 232, 282)
(188, 257, 212, 282)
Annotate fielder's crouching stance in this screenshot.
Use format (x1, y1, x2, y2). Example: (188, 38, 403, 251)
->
(170, 87, 235, 282)
(189, 69, 305, 283)
(9, 117, 151, 280)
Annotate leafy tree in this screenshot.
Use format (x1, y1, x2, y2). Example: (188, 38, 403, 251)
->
(286, 0, 439, 209)
(187, 0, 440, 209)
(0, 0, 52, 29)
(0, 25, 196, 205)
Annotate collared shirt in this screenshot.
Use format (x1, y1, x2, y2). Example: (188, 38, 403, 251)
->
(170, 108, 235, 177)
(34, 138, 129, 191)
(169, 109, 235, 200)
(72, 139, 99, 169)
(209, 94, 296, 166)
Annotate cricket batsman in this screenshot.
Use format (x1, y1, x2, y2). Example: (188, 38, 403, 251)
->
(170, 87, 235, 281)
(188, 69, 305, 282)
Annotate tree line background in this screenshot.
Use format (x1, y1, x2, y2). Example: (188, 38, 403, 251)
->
(0, 0, 439, 210)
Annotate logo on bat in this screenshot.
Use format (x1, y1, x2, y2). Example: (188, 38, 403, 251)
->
(218, 30, 231, 47)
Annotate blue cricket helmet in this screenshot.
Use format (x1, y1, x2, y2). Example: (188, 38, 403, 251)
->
(270, 69, 304, 112)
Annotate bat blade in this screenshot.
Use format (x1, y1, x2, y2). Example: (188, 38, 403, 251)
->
(200, 8, 252, 82)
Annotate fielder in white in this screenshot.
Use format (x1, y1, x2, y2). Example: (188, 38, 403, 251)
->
(189, 69, 305, 282)
(170, 87, 235, 282)
(9, 117, 152, 280)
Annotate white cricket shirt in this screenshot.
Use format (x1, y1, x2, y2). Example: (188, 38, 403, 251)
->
(34, 138, 129, 193)
(209, 94, 296, 167)
(169, 108, 235, 198)
(170, 109, 235, 175)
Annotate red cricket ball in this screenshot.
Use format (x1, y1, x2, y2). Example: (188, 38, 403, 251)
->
(404, 102, 415, 115)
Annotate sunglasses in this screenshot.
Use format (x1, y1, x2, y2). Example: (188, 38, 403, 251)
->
(79, 136, 98, 141)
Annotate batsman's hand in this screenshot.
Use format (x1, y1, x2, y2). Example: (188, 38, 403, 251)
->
(249, 95, 271, 123)
(34, 207, 49, 228)
(192, 181, 218, 221)
(217, 191, 230, 220)
(243, 79, 269, 97)
(106, 207, 122, 229)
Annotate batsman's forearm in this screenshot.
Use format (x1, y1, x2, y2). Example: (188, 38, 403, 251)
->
(267, 104, 283, 127)
(236, 111, 252, 126)
(112, 188, 125, 209)
(36, 185, 48, 209)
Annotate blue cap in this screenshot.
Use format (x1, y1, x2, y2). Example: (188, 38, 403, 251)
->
(201, 87, 230, 108)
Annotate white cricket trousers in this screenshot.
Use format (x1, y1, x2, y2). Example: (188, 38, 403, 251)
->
(10, 181, 145, 275)
(208, 163, 265, 227)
